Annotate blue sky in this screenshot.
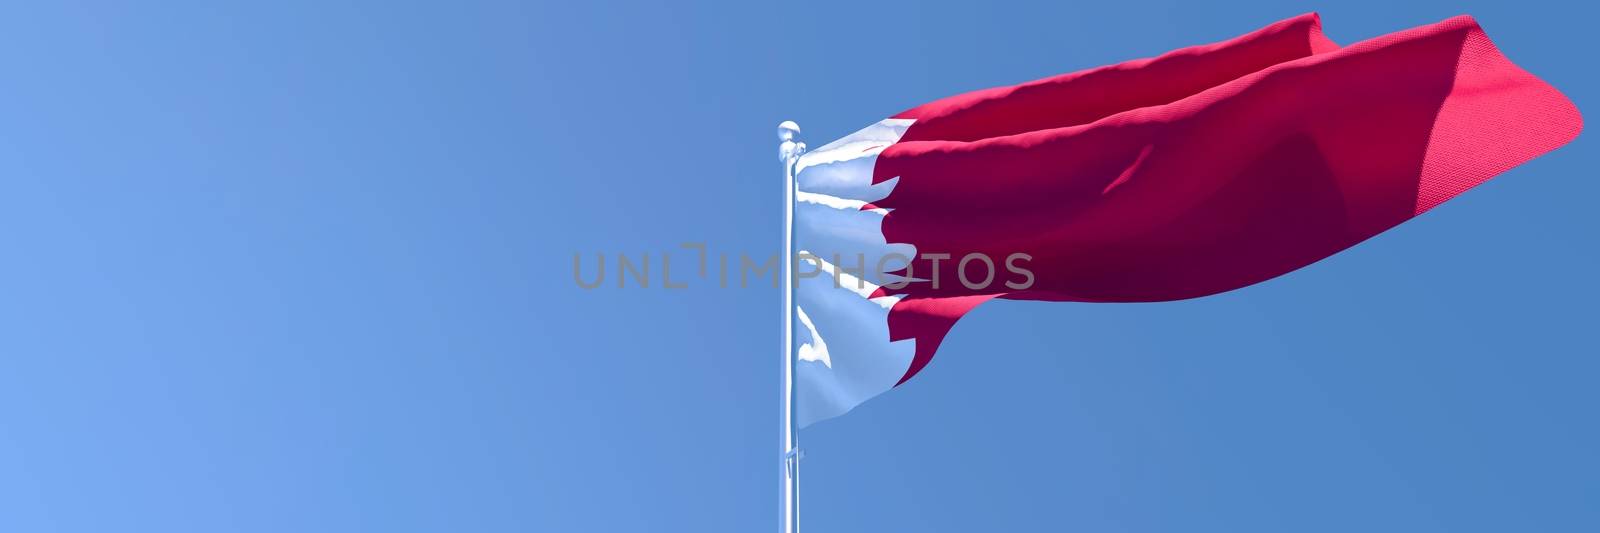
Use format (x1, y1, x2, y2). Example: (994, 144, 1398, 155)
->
(0, 1, 1594, 531)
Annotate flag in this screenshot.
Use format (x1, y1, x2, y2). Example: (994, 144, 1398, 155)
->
(792, 13, 1581, 427)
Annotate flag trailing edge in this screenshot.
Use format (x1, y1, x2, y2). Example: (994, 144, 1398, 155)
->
(792, 13, 1582, 427)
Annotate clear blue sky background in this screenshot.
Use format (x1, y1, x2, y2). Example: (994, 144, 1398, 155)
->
(0, 1, 1594, 531)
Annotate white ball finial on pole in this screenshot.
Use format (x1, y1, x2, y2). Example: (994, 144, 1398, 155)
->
(779, 121, 806, 163)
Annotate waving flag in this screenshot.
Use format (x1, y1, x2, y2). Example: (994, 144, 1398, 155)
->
(790, 13, 1581, 427)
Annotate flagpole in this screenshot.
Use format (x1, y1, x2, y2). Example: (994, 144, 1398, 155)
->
(778, 120, 805, 533)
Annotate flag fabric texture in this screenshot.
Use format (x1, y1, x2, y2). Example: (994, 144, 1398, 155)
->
(792, 13, 1581, 427)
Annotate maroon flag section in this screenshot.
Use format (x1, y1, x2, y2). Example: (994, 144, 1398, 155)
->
(870, 14, 1582, 385)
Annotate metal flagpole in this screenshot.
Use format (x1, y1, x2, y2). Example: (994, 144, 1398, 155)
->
(778, 121, 805, 533)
